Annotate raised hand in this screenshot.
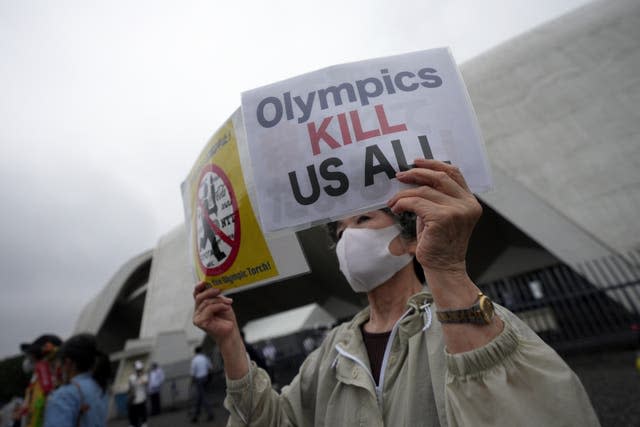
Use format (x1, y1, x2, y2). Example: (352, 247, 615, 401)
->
(192, 282, 249, 379)
(387, 158, 482, 275)
(193, 282, 237, 344)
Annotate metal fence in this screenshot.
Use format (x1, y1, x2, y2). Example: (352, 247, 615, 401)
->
(479, 250, 640, 353)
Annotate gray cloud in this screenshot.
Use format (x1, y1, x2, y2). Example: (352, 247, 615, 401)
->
(0, 152, 158, 357)
(0, 0, 593, 359)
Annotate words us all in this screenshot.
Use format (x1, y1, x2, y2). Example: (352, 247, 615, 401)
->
(287, 134, 447, 206)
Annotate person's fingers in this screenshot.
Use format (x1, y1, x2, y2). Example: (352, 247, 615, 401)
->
(193, 281, 209, 299)
(415, 214, 424, 235)
(194, 283, 233, 304)
(393, 167, 465, 199)
(388, 195, 448, 222)
(194, 286, 222, 307)
(195, 294, 233, 315)
(194, 306, 233, 333)
(196, 300, 231, 318)
(413, 158, 471, 192)
(194, 298, 233, 322)
(387, 182, 455, 208)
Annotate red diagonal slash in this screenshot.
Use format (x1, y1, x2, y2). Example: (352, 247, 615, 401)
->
(197, 199, 235, 247)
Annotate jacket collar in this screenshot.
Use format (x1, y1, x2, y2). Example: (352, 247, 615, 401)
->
(332, 288, 435, 380)
(340, 288, 435, 338)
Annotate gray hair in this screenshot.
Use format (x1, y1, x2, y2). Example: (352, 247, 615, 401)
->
(325, 208, 417, 244)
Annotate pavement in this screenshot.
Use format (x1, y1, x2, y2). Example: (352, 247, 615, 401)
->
(108, 349, 640, 427)
(107, 394, 229, 427)
(563, 349, 640, 427)
(107, 407, 228, 427)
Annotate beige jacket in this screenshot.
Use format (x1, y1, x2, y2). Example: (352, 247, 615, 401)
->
(225, 291, 600, 426)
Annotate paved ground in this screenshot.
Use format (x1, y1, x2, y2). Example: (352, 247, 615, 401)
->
(108, 349, 640, 427)
(564, 349, 640, 427)
(107, 395, 229, 427)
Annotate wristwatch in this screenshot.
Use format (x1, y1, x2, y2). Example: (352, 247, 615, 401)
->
(436, 292, 495, 325)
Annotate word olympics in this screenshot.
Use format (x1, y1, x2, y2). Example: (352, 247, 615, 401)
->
(254, 67, 443, 128)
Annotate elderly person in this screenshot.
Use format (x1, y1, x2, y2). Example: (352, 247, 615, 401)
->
(193, 159, 599, 426)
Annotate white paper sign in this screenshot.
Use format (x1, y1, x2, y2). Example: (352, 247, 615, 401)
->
(241, 47, 492, 233)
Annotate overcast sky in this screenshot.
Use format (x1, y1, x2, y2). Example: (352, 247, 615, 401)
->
(0, 0, 594, 359)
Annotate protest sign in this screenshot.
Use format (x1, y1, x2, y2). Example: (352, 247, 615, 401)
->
(241, 47, 492, 233)
(181, 109, 309, 293)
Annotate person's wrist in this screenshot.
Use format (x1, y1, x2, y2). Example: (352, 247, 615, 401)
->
(423, 266, 479, 310)
(220, 330, 250, 380)
(218, 330, 244, 359)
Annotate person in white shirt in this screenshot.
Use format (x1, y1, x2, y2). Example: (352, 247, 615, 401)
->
(261, 341, 277, 366)
(190, 346, 214, 423)
(147, 362, 164, 416)
(127, 360, 148, 427)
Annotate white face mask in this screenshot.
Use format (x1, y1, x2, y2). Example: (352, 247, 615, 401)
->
(336, 224, 413, 293)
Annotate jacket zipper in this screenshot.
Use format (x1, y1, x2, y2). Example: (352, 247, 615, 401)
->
(334, 307, 413, 409)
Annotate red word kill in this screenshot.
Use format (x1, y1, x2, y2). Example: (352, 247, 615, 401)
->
(307, 104, 407, 156)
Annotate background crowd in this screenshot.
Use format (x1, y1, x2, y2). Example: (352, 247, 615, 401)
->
(0, 333, 196, 427)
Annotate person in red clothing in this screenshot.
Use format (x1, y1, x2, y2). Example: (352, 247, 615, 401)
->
(18, 334, 62, 427)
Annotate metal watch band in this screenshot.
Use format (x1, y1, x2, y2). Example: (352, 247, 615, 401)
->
(435, 292, 492, 324)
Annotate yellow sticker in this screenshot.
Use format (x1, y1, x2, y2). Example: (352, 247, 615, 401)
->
(185, 117, 278, 291)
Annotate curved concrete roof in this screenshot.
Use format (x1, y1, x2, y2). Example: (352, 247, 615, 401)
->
(462, 0, 640, 265)
(74, 250, 152, 335)
(139, 225, 204, 343)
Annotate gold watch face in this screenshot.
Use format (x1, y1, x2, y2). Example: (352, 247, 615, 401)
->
(479, 295, 495, 324)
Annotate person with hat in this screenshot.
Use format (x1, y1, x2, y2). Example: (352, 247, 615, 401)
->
(17, 334, 62, 427)
(42, 333, 111, 427)
(127, 360, 148, 427)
